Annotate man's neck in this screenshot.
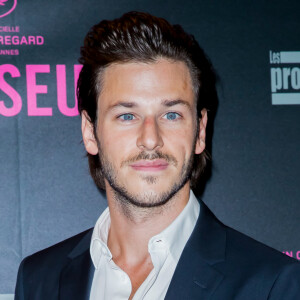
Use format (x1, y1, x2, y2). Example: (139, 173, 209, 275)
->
(106, 183, 190, 264)
(104, 183, 190, 298)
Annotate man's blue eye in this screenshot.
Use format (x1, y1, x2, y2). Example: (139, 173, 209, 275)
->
(119, 113, 135, 121)
(165, 112, 180, 120)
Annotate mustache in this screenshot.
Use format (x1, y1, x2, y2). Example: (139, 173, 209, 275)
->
(121, 151, 178, 167)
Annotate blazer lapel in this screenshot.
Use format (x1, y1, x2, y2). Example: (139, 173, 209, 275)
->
(59, 230, 95, 300)
(165, 199, 226, 300)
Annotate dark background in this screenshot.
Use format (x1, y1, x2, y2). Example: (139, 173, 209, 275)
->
(0, 0, 299, 295)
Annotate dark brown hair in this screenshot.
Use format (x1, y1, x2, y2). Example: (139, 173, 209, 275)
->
(77, 11, 218, 191)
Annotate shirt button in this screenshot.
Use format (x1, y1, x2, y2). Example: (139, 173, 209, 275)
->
(155, 239, 165, 248)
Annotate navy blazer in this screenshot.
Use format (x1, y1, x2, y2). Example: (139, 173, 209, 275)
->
(15, 199, 300, 299)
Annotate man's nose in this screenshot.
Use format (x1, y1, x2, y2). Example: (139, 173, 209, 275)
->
(136, 117, 164, 151)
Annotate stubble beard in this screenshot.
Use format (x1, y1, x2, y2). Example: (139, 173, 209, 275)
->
(96, 142, 196, 216)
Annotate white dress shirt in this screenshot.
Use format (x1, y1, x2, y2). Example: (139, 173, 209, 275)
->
(89, 190, 200, 300)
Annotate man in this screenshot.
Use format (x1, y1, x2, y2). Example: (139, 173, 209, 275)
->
(15, 11, 300, 300)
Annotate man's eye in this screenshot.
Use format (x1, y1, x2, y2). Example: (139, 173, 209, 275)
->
(118, 113, 136, 121)
(164, 112, 181, 120)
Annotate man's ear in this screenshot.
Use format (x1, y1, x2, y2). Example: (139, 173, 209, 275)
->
(195, 108, 208, 155)
(81, 110, 99, 155)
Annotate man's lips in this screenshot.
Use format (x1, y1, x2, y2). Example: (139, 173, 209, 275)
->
(130, 159, 169, 171)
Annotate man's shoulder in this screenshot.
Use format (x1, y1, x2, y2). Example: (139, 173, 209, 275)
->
(15, 229, 94, 299)
(167, 200, 300, 299)
(224, 224, 298, 268)
(21, 228, 93, 274)
(196, 199, 299, 272)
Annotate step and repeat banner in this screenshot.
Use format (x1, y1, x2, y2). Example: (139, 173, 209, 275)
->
(1, 0, 299, 296)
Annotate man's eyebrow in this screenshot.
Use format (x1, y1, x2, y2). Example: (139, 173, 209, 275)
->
(107, 99, 192, 111)
(107, 101, 138, 111)
(162, 99, 192, 110)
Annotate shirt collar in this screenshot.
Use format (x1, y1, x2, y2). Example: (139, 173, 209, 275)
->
(90, 190, 200, 270)
(148, 190, 200, 264)
(90, 207, 112, 269)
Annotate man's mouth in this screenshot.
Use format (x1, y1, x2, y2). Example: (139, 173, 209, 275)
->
(130, 159, 169, 171)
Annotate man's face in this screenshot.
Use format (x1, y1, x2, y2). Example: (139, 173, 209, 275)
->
(82, 59, 207, 207)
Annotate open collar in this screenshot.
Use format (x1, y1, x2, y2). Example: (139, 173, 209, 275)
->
(58, 198, 226, 300)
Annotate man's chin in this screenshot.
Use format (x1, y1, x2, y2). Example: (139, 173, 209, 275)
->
(116, 182, 183, 208)
(126, 180, 174, 195)
(122, 192, 173, 208)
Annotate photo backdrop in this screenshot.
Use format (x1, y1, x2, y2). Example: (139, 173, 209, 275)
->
(0, 0, 299, 296)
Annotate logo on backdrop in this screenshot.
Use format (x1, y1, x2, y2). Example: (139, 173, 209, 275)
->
(283, 250, 300, 261)
(0, 0, 43, 56)
(270, 51, 300, 105)
(0, 0, 79, 117)
(0, 0, 17, 18)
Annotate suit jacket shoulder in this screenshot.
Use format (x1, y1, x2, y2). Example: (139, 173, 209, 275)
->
(225, 222, 296, 269)
(165, 199, 300, 300)
(15, 228, 93, 300)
